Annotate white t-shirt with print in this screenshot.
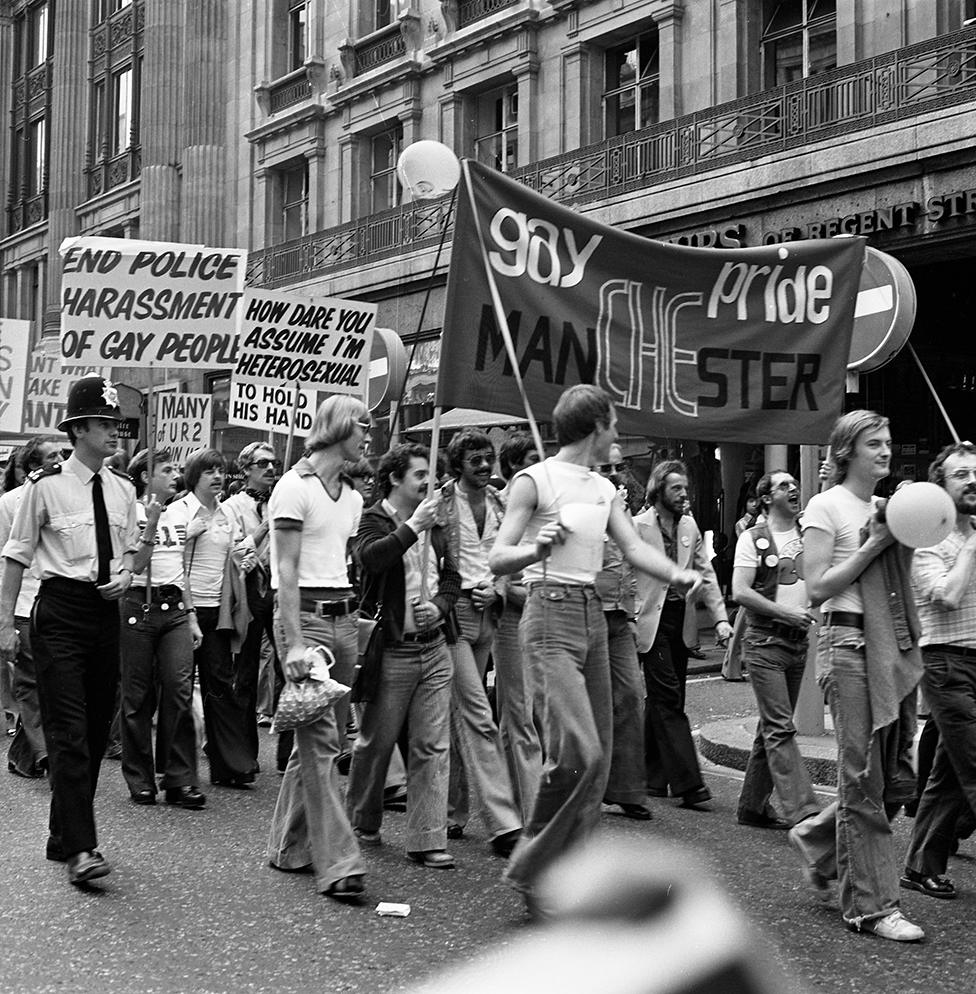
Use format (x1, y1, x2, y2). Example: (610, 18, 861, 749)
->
(734, 526, 806, 614)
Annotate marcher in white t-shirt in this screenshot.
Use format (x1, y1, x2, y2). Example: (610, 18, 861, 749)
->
(732, 469, 819, 830)
(789, 410, 925, 943)
(266, 395, 371, 904)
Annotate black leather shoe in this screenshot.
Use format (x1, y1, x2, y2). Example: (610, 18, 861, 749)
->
(738, 811, 790, 830)
(130, 789, 156, 806)
(490, 829, 521, 858)
(210, 774, 254, 788)
(325, 874, 365, 902)
(67, 850, 111, 885)
(680, 787, 712, 809)
(900, 867, 956, 899)
(165, 785, 206, 809)
(604, 800, 653, 821)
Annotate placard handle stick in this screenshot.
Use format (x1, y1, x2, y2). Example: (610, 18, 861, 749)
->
(144, 361, 155, 610)
(283, 383, 302, 468)
(391, 188, 457, 439)
(907, 343, 959, 444)
(419, 404, 444, 602)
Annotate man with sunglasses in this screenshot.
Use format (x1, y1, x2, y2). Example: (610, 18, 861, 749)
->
(439, 429, 522, 855)
(222, 442, 282, 773)
(731, 470, 819, 830)
(901, 441, 976, 901)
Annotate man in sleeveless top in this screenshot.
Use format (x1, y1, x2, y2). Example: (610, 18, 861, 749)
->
(489, 385, 699, 916)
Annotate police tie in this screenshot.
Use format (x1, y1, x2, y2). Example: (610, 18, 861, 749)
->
(92, 472, 112, 585)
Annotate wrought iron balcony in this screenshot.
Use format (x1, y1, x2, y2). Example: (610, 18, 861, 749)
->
(269, 73, 313, 113)
(457, 0, 521, 29)
(354, 24, 406, 75)
(248, 25, 976, 286)
(247, 197, 454, 286)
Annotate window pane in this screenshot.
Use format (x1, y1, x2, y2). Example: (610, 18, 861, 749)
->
(289, 6, 307, 71)
(370, 127, 402, 211)
(606, 43, 637, 91)
(28, 118, 45, 195)
(113, 69, 132, 155)
(808, 21, 837, 75)
(31, 3, 49, 67)
(375, 0, 391, 31)
(639, 80, 660, 129)
(92, 83, 106, 158)
(764, 0, 803, 35)
(280, 162, 307, 241)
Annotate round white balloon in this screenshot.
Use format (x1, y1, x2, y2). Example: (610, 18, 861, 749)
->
(397, 140, 460, 200)
(884, 482, 956, 548)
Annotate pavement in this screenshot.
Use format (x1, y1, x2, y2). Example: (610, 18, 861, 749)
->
(685, 631, 840, 788)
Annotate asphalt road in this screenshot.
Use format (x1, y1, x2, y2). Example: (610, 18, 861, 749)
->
(2, 675, 975, 994)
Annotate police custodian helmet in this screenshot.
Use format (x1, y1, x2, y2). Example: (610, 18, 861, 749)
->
(56, 376, 125, 431)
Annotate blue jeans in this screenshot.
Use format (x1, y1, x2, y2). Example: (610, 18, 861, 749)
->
(347, 635, 453, 852)
(790, 625, 902, 927)
(449, 596, 521, 838)
(737, 630, 819, 825)
(604, 610, 646, 806)
(492, 602, 543, 821)
(905, 646, 976, 876)
(267, 610, 364, 893)
(504, 585, 611, 896)
(119, 594, 197, 793)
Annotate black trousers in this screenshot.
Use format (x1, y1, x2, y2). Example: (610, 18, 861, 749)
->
(195, 607, 257, 782)
(641, 598, 704, 796)
(32, 579, 120, 858)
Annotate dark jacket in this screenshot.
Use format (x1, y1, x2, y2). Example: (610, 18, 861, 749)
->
(354, 500, 461, 645)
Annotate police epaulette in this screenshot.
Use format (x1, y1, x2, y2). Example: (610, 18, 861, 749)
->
(109, 467, 136, 486)
(26, 464, 62, 484)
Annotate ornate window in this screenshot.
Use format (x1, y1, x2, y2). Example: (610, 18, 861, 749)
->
(288, 0, 308, 72)
(7, 0, 53, 234)
(280, 160, 309, 242)
(474, 84, 518, 174)
(86, 0, 143, 200)
(603, 30, 660, 138)
(370, 126, 402, 213)
(761, 0, 836, 86)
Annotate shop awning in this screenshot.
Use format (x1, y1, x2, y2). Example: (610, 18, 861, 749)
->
(405, 408, 530, 432)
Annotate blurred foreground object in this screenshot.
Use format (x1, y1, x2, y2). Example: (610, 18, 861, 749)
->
(405, 838, 805, 994)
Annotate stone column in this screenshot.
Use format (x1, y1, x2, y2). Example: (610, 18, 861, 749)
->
(561, 43, 600, 152)
(181, 0, 227, 246)
(337, 133, 359, 223)
(514, 27, 540, 167)
(715, 0, 745, 102)
(140, 0, 184, 241)
(42, 1, 90, 336)
(652, 2, 684, 121)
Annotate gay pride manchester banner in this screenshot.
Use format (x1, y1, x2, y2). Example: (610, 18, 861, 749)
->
(437, 161, 866, 443)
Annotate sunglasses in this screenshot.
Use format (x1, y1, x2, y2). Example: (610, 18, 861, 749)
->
(250, 458, 281, 470)
(356, 420, 373, 434)
(463, 454, 494, 467)
(599, 462, 625, 474)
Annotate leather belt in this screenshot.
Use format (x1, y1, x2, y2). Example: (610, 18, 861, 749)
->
(299, 596, 357, 617)
(821, 611, 864, 629)
(399, 627, 444, 644)
(751, 620, 810, 642)
(128, 584, 183, 605)
(925, 643, 976, 659)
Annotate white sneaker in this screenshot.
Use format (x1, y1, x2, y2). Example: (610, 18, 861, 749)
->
(859, 910, 925, 942)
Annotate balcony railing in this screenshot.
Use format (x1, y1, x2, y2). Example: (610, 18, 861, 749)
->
(248, 25, 976, 286)
(354, 25, 406, 75)
(6, 192, 47, 234)
(247, 197, 454, 286)
(269, 74, 313, 113)
(457, 0, 520, 29)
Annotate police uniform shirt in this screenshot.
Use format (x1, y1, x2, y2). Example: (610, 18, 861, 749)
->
(2, 454, 139, 582)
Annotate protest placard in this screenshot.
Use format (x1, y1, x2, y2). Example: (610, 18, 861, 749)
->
(153, 392, 213, 466)
(0, 319, 31, 435)
(232, 287, 376, 397)
(23, 337, 111, 434)
(59, 236, 246, 368)
(227, 379, 318, 435)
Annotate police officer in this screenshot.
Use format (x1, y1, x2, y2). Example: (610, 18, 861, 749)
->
(0, 376, 138, 886)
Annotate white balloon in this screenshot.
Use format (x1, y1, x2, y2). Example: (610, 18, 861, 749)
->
(884, 482, 956, 548)
(397, 140, 460, 200)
